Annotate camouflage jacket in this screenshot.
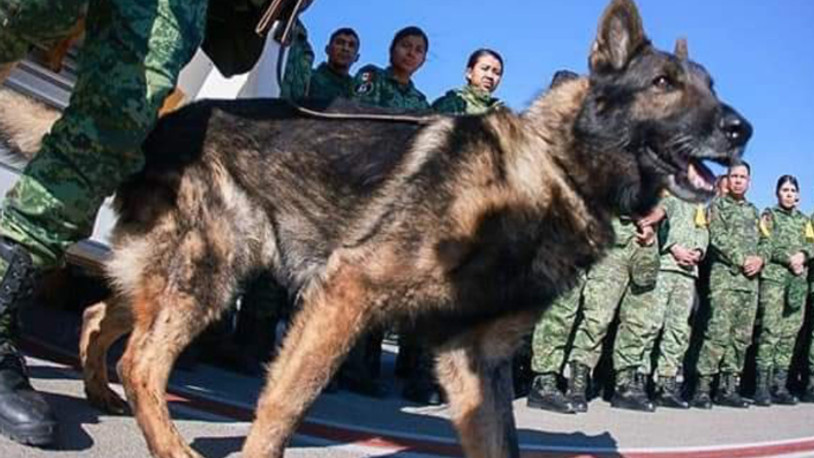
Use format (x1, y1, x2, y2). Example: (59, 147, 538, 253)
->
(431, 85, 503, 115)
(307, 62, 354, 101)
(279, 19, 315, 101)
(659, 194, 709, 277)
(758, 206, 813, 283)
(352, 65, 430, 111)
(708, 194, 763, 292)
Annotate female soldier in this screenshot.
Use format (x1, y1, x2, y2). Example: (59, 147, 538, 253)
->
(342, 26, 431, 400)
(432, 48, 504, 114)
(353, 26, 430, 111)
(754, 175, 811, 405)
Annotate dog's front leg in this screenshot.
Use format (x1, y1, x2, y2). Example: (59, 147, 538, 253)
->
(242, 264, 375, 458)
(435, 311, 535, 458)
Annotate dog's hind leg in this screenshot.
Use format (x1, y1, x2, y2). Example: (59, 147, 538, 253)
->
(119, 285, 229, 458)
(434, 310, 537, 458)
(79, 296, 133, 414)
(243, 264, 374, 458)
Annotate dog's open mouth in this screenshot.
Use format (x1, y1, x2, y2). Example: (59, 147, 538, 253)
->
(646, 146, 733, 202)
(667, 158, 717, 201)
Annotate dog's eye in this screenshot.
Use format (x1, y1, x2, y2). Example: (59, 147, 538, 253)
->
(652, 75, 673, 90)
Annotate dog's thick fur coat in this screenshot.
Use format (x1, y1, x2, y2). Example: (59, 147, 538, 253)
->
(0, 1, 751, 456)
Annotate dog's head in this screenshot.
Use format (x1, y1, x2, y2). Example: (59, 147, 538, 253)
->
(577, 0, 751, 212)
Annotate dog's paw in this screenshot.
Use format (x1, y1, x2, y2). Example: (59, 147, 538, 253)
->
(85, 386, 129, 415)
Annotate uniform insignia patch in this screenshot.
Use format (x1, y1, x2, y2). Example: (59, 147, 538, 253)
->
(356, 82, 372, 94)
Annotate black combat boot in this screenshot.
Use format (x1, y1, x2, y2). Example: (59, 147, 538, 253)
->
(526, 373, 575, 414)
(714, 373, 749, 408)
(656, 376, 689, 409)
(802, 377, 814, 403)
(0, 238, 56, 445)
(752, 368, 772, 407)
(611, 369, 655, 412)
(770, 369, 798, 405)
(690, 375, 713, 409)
(566, 362, 589, 413)
(403, 346, 443, 405)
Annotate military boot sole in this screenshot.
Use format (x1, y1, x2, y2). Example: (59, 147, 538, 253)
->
(567, 396, 588, 413)
(752, 397, 772, 407)
(526, 395, 576, 414)
(610, 395, 655, 412)
(0, 416, 57, 446)
(656, 395, 689, 409)
(690, 397, 713, 409)
(771, 395, 798, 406)
(713, 396, 750, 408)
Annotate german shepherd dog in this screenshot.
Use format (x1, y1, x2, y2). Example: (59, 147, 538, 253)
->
(0, 0, 751, 456)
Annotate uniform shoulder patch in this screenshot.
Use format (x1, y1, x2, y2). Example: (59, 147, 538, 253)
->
(356, 82, 373, 95)
(759, 211, 773, 237)
(805, 220, 814, 242)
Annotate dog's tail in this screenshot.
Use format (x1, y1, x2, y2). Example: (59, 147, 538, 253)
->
(0, 87, 61, 164)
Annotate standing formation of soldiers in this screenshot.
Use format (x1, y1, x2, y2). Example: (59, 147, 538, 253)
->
(526, 163, 814, 413)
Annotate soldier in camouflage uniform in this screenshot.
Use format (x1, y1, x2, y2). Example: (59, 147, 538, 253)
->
(526, 274, 585, 414)
(278, 16, 314, 101)
(753, 176, 811, 406)
(0, 0, 317, 445)
(613, 193, 709, 410)
(565, 216, 660, 412)
(0, 0, 211, 445)
(432, 48, 504, 115)
(805, 217, 814, 403)
(353, 26, 430, 111)
(692, 162, 764, 409)
(307, 27, 359, 102)
(343, 26, 432, 400)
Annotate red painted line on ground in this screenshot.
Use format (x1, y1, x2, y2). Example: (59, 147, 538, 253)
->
(21, 338, 814, 458)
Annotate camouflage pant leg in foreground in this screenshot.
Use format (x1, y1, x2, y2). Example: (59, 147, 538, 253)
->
(613, 274, 665, 374)
(0, 0, 87, 63)
(568, 245, 631, 369)
(756, 277, 806, 371)
(530, 274, 585, 374)
(0, 0, 208, 268)
(652, 272, 696, 377)
(695, 289, 758, 376)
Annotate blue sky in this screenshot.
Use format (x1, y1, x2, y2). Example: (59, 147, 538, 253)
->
(302, 1, 814, 211)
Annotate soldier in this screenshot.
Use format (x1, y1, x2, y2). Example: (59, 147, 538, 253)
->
(753, 175, 810, 406)
(805, 217, 814, 403)
(341, 26, 431, 400)
(613, 193, 708, 411)
(526, 275, 585, 414)
(307, 27, 359, 102)
(431, 48, 504, 115)
(0, 0, 313, 445)
(691, 162, 764, 409)
(353, 26, 430, 111)
(278, 5, 315, 101)
(565, 215, 659, 412)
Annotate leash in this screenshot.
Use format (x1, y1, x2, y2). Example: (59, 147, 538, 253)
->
(255, 0, 432, 125)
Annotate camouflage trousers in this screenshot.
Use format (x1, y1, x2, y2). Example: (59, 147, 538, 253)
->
(0, 0, 208, 268)
(568, 240, 658, 369)
(530, 273, 585, 374)
(613, 270, 696, 378)
(755, 277, 807, 371)
(695, 288, 759, 376)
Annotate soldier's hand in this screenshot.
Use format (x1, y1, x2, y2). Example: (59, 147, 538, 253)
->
(789, 252, 807, 274)
(743, 256, 764, 277)
(636, 225, 656, 246)
(637, 206, 666, 229)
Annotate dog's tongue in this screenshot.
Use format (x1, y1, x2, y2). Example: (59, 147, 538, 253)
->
(688, 159, 715, 191)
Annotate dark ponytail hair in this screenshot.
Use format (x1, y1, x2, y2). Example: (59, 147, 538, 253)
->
(466, 48, 503, 71)
(775, 174, 799, 194)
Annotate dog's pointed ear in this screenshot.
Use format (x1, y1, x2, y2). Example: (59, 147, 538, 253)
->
(674, 37, 688, 61)
(589, 0, 650, 74)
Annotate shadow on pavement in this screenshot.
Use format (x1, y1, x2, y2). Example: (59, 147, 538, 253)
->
(189, 412, 619, 458)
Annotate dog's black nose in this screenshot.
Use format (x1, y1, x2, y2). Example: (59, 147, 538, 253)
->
(719, 105, 752, 147)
